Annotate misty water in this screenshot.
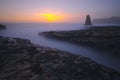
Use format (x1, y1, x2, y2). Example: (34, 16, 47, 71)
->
(0, 23, 120, 72)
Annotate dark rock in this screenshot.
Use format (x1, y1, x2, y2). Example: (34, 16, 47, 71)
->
(40, 26, 120, 55)
(85, 14, 92, 26)
(0, 37, 120, 80)
(0, 24, 6, 29)
(31, 62, 43, 75)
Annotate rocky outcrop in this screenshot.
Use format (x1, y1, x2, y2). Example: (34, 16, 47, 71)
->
(40, 26, 120, 55)
(0, 36, 120, 80)
(85, 15, 92, 26)
(0, 24, 6, 29)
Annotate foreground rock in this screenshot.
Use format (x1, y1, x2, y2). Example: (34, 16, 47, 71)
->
(40, 26, 120, 55)
(0, 36, 120, 80)
(0, 24, 6, 29)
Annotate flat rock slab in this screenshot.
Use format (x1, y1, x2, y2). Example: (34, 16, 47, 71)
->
(40, 26, 120, 55)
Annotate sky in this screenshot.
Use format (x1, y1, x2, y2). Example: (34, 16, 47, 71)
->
(0, 0, 120, 23)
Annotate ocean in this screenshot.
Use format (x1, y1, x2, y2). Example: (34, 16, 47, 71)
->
(0, 22, 120, 72)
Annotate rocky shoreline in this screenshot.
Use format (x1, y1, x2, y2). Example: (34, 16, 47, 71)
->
(40, 26, 120, 55)
(0, 24, 6, 29)
(0, 36, 120, 80)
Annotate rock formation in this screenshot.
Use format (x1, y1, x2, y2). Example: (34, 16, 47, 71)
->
(0, 24, 6, 29)
(0, 36, 120, 80)
(41, 26, 120, 55)
(85, 15, 92, 26)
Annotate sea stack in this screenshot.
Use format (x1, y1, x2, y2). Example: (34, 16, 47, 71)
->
(85, 15, 92, 26)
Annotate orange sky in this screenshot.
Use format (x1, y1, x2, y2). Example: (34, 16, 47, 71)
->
(0, 0, 120, 23)
(0, 9, 86, 23)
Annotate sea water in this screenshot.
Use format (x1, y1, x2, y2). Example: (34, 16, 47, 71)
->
(0, 22, 120, 72)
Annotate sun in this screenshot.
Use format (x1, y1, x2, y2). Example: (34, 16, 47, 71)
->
(39, 13, 64, 22)
(42, 13, 59, 22)
(37, 12, 67, 22)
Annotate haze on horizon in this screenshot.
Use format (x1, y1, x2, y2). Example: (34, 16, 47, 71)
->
(0, 0, 120, 23)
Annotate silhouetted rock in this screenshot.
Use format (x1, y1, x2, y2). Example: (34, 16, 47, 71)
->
(85, 15, 92, 26)
(93, 17, 120, 24)
(0, 24, 6, 29)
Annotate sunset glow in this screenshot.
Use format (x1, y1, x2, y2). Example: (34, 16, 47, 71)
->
(42, 13, 62, 22)
(42, 13, 58, 22)
(37, 12, 70, 23)
(0, 0, 119, 23)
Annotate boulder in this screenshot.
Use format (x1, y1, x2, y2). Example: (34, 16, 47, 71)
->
(0, 24, 6, 29)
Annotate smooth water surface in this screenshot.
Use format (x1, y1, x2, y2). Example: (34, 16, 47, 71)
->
(0, 23, 120, 72)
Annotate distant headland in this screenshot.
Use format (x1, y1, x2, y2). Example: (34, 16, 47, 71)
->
(93, 16, 120, 24)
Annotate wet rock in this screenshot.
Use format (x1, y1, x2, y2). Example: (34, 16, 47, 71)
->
(40, 26, 120, 55)
(0, 24, 6, 29)
(0, 36, 120, 80)
(31, 62, 43, 75)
